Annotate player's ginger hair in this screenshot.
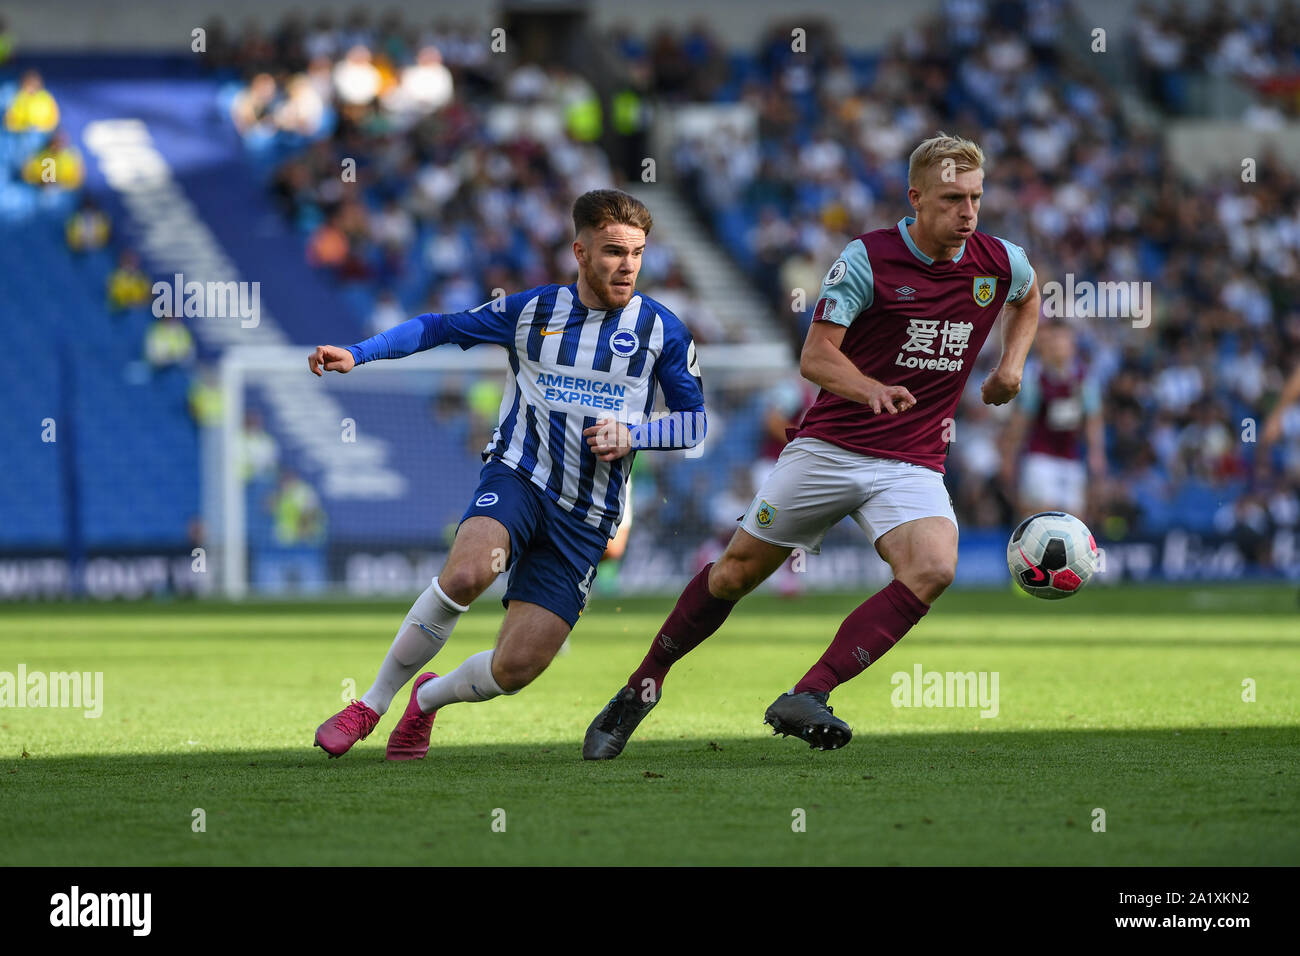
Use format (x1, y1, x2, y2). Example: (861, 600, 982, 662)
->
(907, 133, 985, 191)
(572, 188, 653, 237)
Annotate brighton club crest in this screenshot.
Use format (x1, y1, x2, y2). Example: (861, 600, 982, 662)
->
(973, 276, 997, 307)
(609, 328, 640, 357)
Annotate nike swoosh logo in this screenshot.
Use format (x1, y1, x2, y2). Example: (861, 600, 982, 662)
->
(1018, 547, 1047, 584)
(539, 327, 576, 336)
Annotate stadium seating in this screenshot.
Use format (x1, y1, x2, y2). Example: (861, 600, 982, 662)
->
(2, 2, 1296, 586)
(0, 215, 198, 550)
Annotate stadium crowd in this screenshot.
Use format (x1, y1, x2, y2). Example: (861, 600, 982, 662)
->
(7, 3, 1293, 568)
(205, 12, 719, 344)
(1133, 0, 1300, 116)
(628, 2, 1300, 559)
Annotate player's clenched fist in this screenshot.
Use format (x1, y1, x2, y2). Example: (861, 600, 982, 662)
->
(308, 345, 356, 376)
(980, 368, 1020, 405)
(584, 418, 634, 461)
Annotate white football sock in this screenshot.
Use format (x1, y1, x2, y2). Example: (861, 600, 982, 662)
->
(415, 649, 515, 714)
(360, 578, 468, 716)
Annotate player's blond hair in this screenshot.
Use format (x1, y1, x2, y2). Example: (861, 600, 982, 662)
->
(907, 133, 985, 191)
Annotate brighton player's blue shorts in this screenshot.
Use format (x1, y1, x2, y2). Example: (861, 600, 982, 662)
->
(460, 458, 609, 628)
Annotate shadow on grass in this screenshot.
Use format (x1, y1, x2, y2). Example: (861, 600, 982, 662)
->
(3, 724, 1296, 776)
(1, 726, 1295, 865)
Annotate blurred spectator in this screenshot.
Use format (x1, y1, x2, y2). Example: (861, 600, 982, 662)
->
(66, 196, 110, 253)
(230, 73, 278, 138)
(187, 370, 224, 428)
(370, 198, 414, 263)
(1135, 5, 1190, 113)
(333, 45, 382, 108)
(241, 409, 280, 482)
(106, 250, 151, 313)
(951, 395, 1014, 529)
(1214, 491, 1272, 565)
(274, 74, 326, 138)
(145, 315, 195, 369)
(556, 70, 603, 143)
(1152, 340, 1205, 414)
(645, 266, 725, 343)
(255, 468, 327, 593)
(5, 70, 58, 132)
(268, 468, 325, 545)
(382, 45, 453, 126)
(22, 131, 84, 189)
(466, 377, 504, 450)
(306, 213, 350, 269)
(367, 289, 406, 336)
(751, 378, 813, 491)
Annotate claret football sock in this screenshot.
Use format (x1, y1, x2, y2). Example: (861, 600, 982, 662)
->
(627, 562, 736, 700)
(793, 579, 930, 695)
(361, 577, 468, 716)
(415, 649, 511, 713)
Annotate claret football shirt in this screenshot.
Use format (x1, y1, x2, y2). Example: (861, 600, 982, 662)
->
(793, 217, 1035, 473)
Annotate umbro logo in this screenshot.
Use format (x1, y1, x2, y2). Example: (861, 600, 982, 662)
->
(896, 286, 916, 300)
(852, 646, 871, 668)
(658, 632, 679, 653)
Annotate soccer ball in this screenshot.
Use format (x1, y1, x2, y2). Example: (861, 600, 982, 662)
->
(1006, 511, 1098, 599)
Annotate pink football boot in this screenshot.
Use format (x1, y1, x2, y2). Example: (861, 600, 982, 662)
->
(314, 699, 381, 757)
(386, 672, 439, 761)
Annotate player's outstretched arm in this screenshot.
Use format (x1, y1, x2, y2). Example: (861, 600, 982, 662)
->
(317, 298, 522, 376)
(982, 281, 1040, 406)
(800, 320, 915, 415)
(308, 345, 356, 376)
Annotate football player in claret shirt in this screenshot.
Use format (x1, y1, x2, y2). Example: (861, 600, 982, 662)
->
(585, 133, 1041, 757)
(308, 189, 706, 760)
(1000, 320, 1105, 521)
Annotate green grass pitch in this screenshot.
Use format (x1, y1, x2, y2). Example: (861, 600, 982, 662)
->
(1, 585, 1296, 866)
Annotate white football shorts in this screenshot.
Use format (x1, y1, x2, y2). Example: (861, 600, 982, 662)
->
(740, 437, 958, 553)
(1020, 452, 1086, 515)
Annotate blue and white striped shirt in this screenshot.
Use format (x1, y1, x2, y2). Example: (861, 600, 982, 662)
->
(347, 283, 706, 537)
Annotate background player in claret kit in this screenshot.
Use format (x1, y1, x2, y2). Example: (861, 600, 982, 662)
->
(1000, 320, 1105, 522)
(310, 189, 706, 760)
(585, 133, 1041, 757)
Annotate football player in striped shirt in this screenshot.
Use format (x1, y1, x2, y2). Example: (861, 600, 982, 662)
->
(310, 189, 706, 759)
(585, 133, 1040, 757)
